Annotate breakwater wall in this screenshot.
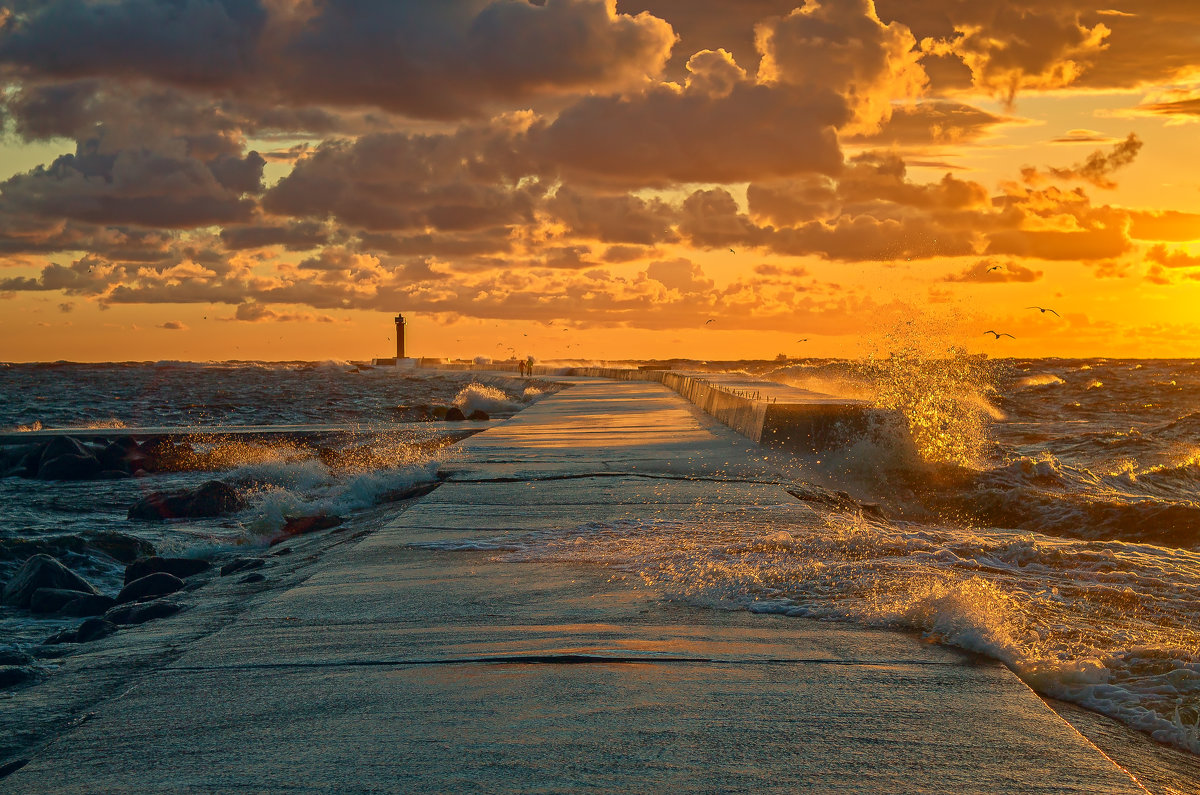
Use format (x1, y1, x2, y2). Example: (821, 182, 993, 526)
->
(415, 361, 903, 454)
(556, 367, 900, 455)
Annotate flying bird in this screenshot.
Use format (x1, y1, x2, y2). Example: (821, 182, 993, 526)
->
(796, 338, 808, 343)
(705, 319, 716, 325)
(1026, 306, 1060, 317)
(987, 265, 1003, 272)
(729, 248, 736, 254)
(983, 330, 1015, 339)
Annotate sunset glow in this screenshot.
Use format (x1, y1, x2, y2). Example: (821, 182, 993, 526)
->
(2, 0, 1200, 361)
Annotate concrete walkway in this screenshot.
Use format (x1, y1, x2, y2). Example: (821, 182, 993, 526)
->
(6, 380, 1142, 793)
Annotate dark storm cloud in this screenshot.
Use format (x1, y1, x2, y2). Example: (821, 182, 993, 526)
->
(219, 220, 332, 251)
(262, 119, 545, 231)
(0, 0, 675, 119)
(0, 140, 261, 228)
(0, 0, 267, 85)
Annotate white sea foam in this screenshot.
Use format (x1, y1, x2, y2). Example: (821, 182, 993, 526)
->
(442, 513, 1200, 754)
(452, 382, 522, 415)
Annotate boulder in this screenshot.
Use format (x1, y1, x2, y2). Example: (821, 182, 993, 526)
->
(379, 482, 441, 503)
(60, 594, 117, 617)
(115, 572, 184, 604)
(97, 436, 141, 473)
(220, 557, 265, 576)
(17, 443, 47, 477)
(75, 618, 117, 643)
(105, 600, 182, 625)
(41, 628, 77, 645)
(0, 759, 30, 778)
(0, 666, 33, 688)
(37, 452, 103, 481)
(36, 436, 91, 468)
(269, 514, 343, 546)
(30, 587, 93, 614)
(444, 407, 466, 421)
(238, 572, 266, 584)
(83, 530, 155, 564)
(467, 409, 490, 421)
(1, 555, 99, 608)
(127, 480, 246, 521)
(124, 556, 211, 585)
(0, 650, 33, 666)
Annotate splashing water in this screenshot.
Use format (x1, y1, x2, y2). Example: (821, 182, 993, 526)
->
(858, 340, 1002, 468)
(426, 511, 1200, 755)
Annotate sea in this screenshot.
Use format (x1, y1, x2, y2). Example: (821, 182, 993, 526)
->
(2, 357, 1199, 774)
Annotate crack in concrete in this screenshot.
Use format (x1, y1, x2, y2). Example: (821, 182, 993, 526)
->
(165, 654, 971, 671)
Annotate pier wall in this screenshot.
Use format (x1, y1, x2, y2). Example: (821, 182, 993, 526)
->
(416, 362, 904, 455)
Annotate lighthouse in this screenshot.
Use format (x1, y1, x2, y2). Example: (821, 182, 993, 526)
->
(395, 313, 406, 359)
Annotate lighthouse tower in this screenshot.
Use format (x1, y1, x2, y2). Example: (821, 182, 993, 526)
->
(395, 313, 406, 359)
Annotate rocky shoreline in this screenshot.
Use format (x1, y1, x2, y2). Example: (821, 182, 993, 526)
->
(0, 488, 436, 778)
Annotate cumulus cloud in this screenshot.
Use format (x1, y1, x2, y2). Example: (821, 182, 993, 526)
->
(1037, 133, 1143, 189)
(0, 0, 676, 120)
(536, 53, 847, 186)
(158, 320, 188, 330)
(0, 138, 262, 228)
(1146, 244, 1200, 270)
(755, 0, 927, 133)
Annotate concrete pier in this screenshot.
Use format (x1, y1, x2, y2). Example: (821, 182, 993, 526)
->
(2, 379, 1142, 792)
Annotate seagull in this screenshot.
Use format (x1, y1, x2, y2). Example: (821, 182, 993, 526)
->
(1026, 306, 1060, 317)
(983, 330, 1015, 339)
(729, 248, 736, 254)
(796, 338, 808, 343)
(705, 319, 716, 325)
(987, 265, 1003, 272)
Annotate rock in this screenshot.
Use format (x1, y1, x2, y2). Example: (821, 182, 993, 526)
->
(269, 514, 343, 545)
(467, 409, 490, 421)
(115, 572, 184, 604)
(124, 556, 211, 585)
(0, 666, 32, 688)
(238, 572, 266, 584)
(0, 650, 32, 666)
(1, 554, 99, 608)
(0, 758, 30, 778)
(30, 587, 94, 614)
(60, 594, 117, 617)
(97, 436, 141, 473)
(220, 557, 265, 576)
(444, 406, 466, 421)
(75, 618, 117, 643)
(36, 436, 91, 468)
(271, 546, 292, 557)
(105, 600, 182, 625)
(127, 480, 246, 521)
(83, 530, 156, 564)
(432, 406, 449, 420)
(37, 452, 103, 481)
(379, 482, 442, 503)
(41, 629, 77, 645)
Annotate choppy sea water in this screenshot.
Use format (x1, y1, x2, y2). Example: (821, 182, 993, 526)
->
(3, 357, 1200, 769)
(0, 361, 549, 647)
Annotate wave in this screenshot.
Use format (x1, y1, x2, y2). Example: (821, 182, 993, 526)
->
(1016, 374, 1065, 389)
(452, 383, 523, 415)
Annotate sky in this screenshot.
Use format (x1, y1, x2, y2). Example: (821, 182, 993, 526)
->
(1, 0, 1200, 362)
